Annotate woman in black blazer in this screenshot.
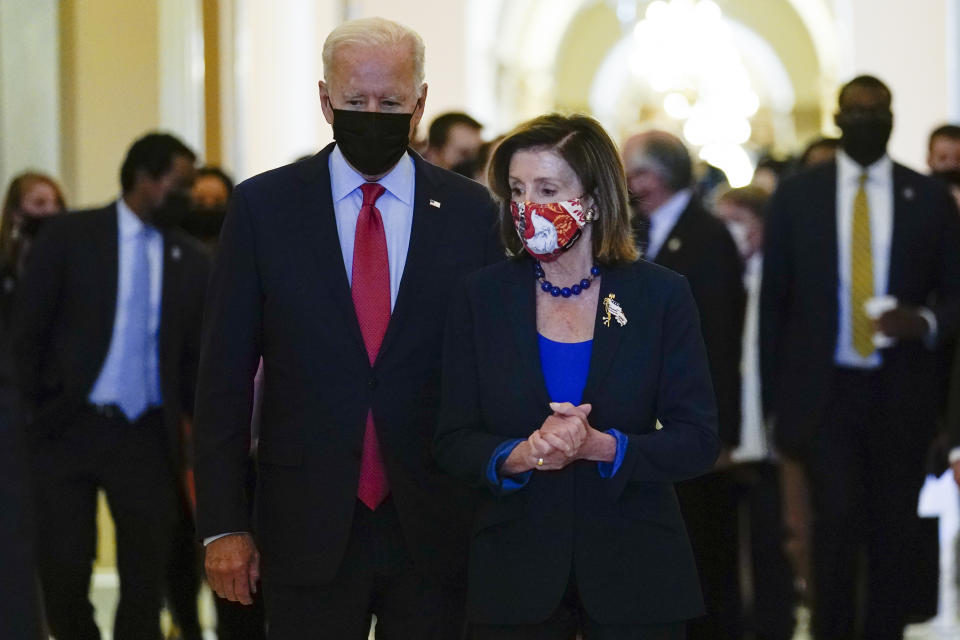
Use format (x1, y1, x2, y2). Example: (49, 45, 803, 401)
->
(435, 114, 720, 639)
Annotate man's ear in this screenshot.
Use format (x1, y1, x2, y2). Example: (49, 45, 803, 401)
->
(319, 80, 335, 125)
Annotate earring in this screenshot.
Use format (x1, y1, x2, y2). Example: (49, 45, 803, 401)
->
(585, 207, 597, 222)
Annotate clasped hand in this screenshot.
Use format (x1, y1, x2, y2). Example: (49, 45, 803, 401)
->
(529, 402, 593, 470)
(499, 402, 610, 476)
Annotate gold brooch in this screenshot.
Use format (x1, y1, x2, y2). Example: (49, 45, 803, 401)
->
(602, 293, 628, 327)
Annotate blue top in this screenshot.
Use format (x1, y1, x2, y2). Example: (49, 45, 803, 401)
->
(486, 334, 628, 491)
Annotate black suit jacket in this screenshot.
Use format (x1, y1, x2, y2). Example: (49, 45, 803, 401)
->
(434, 258, 720, 625)
(761, 161, 960, 458)
(12, 204, 210, 466)
(652, 196, 745, 447)
(192, 145, 501, 587)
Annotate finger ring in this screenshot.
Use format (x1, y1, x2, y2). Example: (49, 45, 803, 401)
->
(537, 458, 544, 466)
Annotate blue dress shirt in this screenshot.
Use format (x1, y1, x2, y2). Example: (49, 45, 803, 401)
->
(88, 198, 163, 413)
(329, 145, 415, 311)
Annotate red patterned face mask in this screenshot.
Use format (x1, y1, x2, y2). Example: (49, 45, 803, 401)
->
(510, 198, 592, 261)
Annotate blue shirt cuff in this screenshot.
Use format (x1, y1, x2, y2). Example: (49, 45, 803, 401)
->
(486, 438, 531, 492)
(597, 429, 628, 478)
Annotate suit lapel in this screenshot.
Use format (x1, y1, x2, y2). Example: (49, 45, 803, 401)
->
(296, 145, 368, 359)
(159, 232, 185, 358)
(581, 265, 628, 402)
(87, 204, 120, 384)
(888, 164, 912, 294)
(503, 260, 553, 408)
(377, 153, 448, 364)
(653, 200, 694, 270)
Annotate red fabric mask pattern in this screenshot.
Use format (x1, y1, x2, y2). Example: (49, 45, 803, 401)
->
(511, 198, 589, 261)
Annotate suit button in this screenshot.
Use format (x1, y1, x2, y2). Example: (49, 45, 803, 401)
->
(368, 378, 378, 390)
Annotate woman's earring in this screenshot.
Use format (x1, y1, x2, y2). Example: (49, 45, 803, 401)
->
(585, 208, 597, 222)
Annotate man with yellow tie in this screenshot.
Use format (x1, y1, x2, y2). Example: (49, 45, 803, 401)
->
(761, 75, 960, 640)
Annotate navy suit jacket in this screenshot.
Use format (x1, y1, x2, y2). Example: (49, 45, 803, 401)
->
(12, 204, 209, 466)
(760, 160, 960, 458)
(193, 145, 501, 586)
(434, 257, 720, 625)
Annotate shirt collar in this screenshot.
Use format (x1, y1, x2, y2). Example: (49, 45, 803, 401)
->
(837, 149, 892, 185)
(116, 197, 150, 238)
(649, 188, 692, 230)
(329, 144, 415, 206)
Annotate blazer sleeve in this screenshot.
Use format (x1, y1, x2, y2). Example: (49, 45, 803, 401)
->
(929, 185, 960, 342)
(11, 222, 67, 419)
(607, 275, 721, 500)
(434, 280, 518, 491)
(193, 185, 263, 539)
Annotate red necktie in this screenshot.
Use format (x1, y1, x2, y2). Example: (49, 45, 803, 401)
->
(352, 182, 390, 510)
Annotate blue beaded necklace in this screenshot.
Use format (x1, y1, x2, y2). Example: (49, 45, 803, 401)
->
(534, 261, 600, 298)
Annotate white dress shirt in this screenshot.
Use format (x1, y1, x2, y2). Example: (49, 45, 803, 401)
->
(329, 145, 415, 311)
(88, 198, 164, 408)
(732, 253, 770, 463)
(645, 188, 692, 260)
(834, 151, 894, 368)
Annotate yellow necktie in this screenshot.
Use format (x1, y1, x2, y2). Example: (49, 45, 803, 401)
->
(851, 173, 874, 357)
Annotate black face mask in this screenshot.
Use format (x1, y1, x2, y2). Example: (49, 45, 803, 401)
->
(837, 113, 892, 168)
(332, 109, 412, 176)
(149, 190, 192, 229)
(181, 206, 227, 240)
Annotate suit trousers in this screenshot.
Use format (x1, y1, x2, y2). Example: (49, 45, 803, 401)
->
(469, 574, 686, 640)
(32, 406, 177, 640)
(806, 368, 930, 640)
(262, 498, 465, 640)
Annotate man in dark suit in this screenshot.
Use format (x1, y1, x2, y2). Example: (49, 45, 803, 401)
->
(622, 130, 746, 639)
(762, 75, 960, 640)
(13, 132, 209, 638)
(195, 17, 500, 639)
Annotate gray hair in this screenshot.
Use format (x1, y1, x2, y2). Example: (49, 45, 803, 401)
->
(625, 131, 692, 192)
(322, 17, 426, 96)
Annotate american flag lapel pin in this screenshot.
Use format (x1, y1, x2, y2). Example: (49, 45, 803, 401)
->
(429, 199, 441, 208)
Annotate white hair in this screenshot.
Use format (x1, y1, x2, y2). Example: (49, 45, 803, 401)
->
(322, 17, 425, 96)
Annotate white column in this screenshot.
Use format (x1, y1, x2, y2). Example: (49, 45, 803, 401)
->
(225, 0, 339, 181)
(0, 0, 60, 194)
(158, 0, 206, 157)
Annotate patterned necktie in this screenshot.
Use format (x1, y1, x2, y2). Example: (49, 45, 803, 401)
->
(352, 182, 390, 510)
(851, 173, 875, 358)
(117, 229, 152, 420)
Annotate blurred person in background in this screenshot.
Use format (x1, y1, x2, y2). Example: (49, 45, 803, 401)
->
(622, 130, 746, 640)
(424, 111, 483, 170)
(0, 171, 66, 320)
(799, 137, 841, 171)
(762, 75, 960, 640)
(13, 132, 210, 639)
(714, 185, 797, 640)
(751, 156, 790, 194)
(182, 166, 233, 251)
(927, 124, 960, 174)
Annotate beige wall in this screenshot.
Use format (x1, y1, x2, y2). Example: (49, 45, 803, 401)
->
(60, 0, 161, 208)
(840, 0, 951, 170)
